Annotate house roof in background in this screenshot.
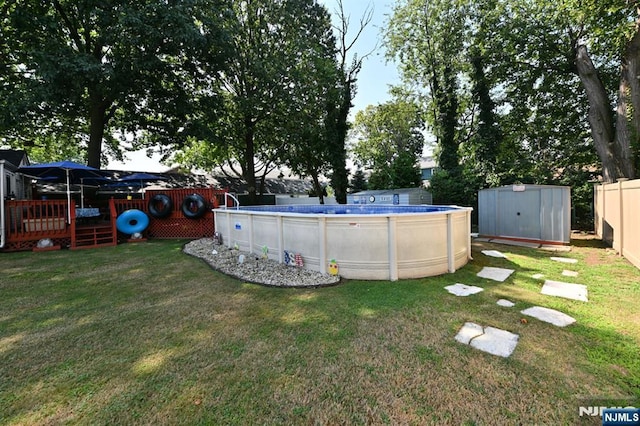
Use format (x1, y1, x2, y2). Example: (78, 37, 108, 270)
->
(94, 170, 313, 195)
(0, 149, 30, 168)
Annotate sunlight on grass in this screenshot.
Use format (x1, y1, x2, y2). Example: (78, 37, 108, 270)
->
(0, 333, 24, 355)
(292, 293, 318, 303)
(280, 307, 329, 324)
(133, 350, 173, 376)
(358, 307, 377, 318)
(0, 238, 638, 424)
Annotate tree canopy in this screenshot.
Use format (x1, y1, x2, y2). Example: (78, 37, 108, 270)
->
(172, 0, 340, 203)
(1, 0, 231, 167)
(385, 0, 638, 223)
(351, 99, 424, 189)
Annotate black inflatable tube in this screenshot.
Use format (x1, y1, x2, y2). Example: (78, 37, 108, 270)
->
(182, 193, 208, 219)
(148, 194, 173, 219)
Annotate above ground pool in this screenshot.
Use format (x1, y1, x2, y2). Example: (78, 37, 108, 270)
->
(213, 204, 473, 281)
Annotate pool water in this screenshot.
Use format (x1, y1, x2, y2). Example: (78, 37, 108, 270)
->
(237, 204, 457, 215)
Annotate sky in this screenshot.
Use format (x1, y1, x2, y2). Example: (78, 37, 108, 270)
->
(107, 0, 401, 172)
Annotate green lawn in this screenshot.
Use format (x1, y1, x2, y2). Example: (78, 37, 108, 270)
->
(1, 238, 638, 425)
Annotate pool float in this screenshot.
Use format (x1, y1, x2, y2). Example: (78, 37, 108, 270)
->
(116, 209, 150, 235)
(181, 193, 208, 219)
(148, 193, 173, 218)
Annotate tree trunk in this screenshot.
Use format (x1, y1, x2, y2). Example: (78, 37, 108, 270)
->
(330, 84, 351, 204)
(431, 63, 460, 173)
(243, 117, 257, 205)
(575, 42, 637, 182)
(87, 91, 107, 169)
(575, 45, 619, 182)
(311, 173, 324, 204)
(616, 28, 640, 179)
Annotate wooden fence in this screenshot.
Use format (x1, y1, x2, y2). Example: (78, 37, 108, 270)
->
(113, 188, 227, 239)
(594, 179, 640, 269)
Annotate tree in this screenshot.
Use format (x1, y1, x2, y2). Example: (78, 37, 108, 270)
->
(385, 0, 468, 175)
(352, 100, 424, 189)
(349, 167, 368, 193)
(324, 0, 373, 204)
(458, 0, 638, 183)
(0, 0, 231, 167)
(567, 1, 639, 181)
(277, 5, 341, 205)
(174, 0, 339, 205)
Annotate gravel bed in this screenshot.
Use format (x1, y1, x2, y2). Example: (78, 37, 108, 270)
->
(183, 238, 341, 288)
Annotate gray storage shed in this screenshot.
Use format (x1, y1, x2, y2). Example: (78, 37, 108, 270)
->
(478, 184, 571, 244)
(347, 187, 432, 205)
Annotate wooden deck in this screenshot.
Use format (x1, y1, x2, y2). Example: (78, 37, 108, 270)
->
(3, 199, 117, 251)
(2, 188, 229, 252)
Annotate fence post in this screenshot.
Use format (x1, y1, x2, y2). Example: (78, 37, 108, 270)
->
(618, 179, 626, 257)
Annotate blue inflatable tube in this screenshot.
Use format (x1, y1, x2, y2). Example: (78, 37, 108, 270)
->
(116, 209, 150, 235)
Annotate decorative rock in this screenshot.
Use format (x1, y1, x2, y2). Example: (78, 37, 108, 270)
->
(496, 299, 515, 307)
(36, 238, 53, 248)
(532, 273, 545, 280)
(184, 238, 340, 287)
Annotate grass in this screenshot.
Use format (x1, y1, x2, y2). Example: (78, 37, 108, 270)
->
(0, 237, 638, 425)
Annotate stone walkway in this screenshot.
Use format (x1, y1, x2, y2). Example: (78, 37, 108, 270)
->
(449, 242, 583, 357)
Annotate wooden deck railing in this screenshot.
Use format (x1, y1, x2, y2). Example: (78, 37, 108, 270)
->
(4, 200, 71, 250)
(3, 188, 229, 251)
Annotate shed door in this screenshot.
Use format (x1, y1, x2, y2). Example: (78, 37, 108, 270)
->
(498, 189, 541, 240)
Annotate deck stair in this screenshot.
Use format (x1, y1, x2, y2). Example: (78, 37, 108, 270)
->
(69, 199, 118, 250)
(71, 223, 116, 249)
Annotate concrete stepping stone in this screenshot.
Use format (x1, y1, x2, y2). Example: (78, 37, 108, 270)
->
(477, 267, 515, 282)
(482, 250, 507, 258)
(541, 280, 588, 302)
(562, 270, 579, 277)
(444, 283, 484, 296)
(540, 245, 572, 252)
(455, 322, 519, 358)
(550, 256, 578, 264)
(521, 306, 576, 327)
(496, 299, 515, 307)
(532, 273, 545, 280)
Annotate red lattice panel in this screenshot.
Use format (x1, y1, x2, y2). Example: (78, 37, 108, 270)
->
(113, 188, 225, 239)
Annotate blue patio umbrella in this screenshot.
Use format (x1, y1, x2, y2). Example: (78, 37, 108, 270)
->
(17, 161, 108, 223)
(118, 172, 167, 198)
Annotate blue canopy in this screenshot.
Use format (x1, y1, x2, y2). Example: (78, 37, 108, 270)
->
(17, 161, 108, 222)
(118, 172, 168, 198)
